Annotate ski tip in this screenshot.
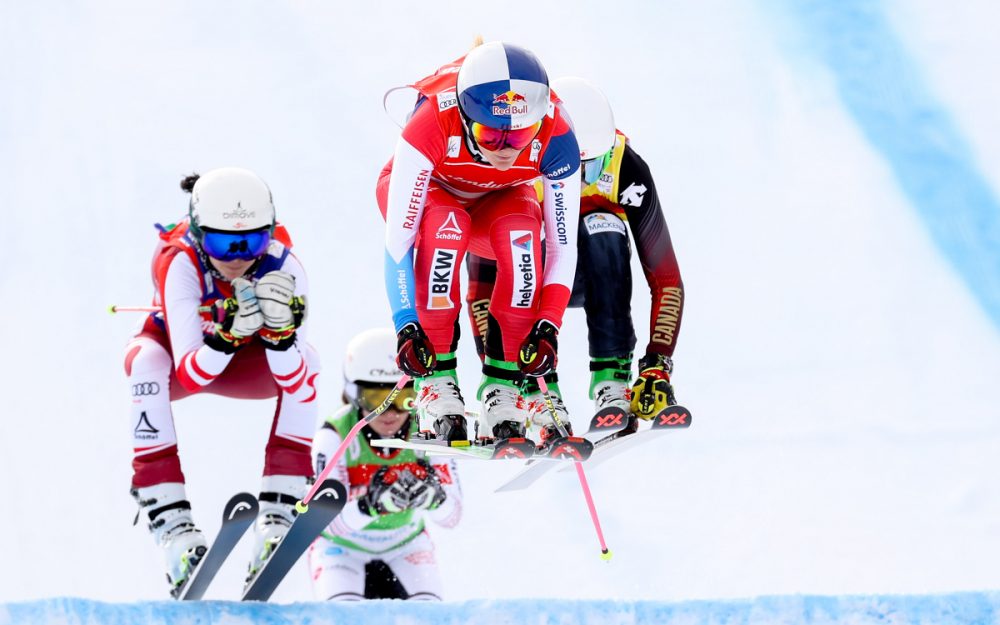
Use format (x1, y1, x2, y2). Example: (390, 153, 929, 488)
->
(294, 500, 309, 514)
(600, 548, 613, 562)
(107, 305, 117, 314)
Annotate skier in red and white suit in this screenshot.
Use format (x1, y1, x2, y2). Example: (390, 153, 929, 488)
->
(125, 167, 318, 594)
(380, 41, 581, 444)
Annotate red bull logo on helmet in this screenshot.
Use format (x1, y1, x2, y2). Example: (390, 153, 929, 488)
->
(492, 90, 529, 116)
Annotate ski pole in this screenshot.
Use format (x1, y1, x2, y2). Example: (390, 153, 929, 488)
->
(108, 304, 212, 314)
(296, 374, 412, 512)
(536, 376, 613, 561)
(108, 304, 162, 313)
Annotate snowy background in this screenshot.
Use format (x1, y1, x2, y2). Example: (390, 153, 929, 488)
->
(1, 0, 999, 612)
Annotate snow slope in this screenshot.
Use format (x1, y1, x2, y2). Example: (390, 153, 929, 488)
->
(0, 0, 998, 611)
(4, 594, 1000, 625)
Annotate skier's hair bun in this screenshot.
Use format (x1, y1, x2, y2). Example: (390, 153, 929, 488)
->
(180, 173, 200, 193)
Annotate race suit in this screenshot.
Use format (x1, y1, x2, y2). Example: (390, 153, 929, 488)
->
(379, 55, 581, 364)
(466, 131, 684, 362)
(308, 405, 462, 600)
(125, 219, 318, 487)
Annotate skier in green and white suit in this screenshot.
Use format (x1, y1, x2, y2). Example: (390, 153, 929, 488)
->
(307, 328, 462, 601)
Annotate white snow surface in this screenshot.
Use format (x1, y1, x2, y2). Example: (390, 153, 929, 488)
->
(0, 0, 998, 609)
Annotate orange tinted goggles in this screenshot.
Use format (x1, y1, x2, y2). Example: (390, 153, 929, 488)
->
(470, 120, 542, 151)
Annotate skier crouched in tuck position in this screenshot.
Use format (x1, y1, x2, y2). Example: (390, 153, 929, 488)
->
(125, 167, 318, 594)
(379, 41, 581, 449)
(467, 77, 685, 435)
(308, 328, 462, 601)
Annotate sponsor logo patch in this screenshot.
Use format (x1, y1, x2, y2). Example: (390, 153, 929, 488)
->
(447, 135, 461, 158)
(597, 171, 614, 194)
(435, 211, 463, 240)
(438, 91, 458, 111)
(584, 213, 627, 236)
(529, 139, 542, 162)
(427, 248, 457, 309)
(131, 382, 161, 397)
(620, 182, 648, 207)
(397, 269, 412, 309)
(491, 90, 529, 117)
(134, 411, 159, 440)
(509, 231, 535, 308)
(403, 170, 431, 229)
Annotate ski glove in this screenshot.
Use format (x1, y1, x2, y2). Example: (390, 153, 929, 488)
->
(359, 465, 416, 516)
(205, 277, 263, 353)
(630, 353, 676, 420)
(518, 320, 559, 377)
(396, 322, 435, 377)
(254, 271, 306, 350)
(405, 459, 447, 512)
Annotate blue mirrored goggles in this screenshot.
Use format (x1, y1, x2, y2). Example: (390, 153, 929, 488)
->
(200, 228, 272, 261)
(582, 150, 612, 185)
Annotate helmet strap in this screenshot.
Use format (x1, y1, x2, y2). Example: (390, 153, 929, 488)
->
(459, 113, 487, 165)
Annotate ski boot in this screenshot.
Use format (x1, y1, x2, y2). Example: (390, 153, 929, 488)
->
(476, 375, 534, 458)
(525, 383, 572, 450)
(588, 356, 635, 435)
(631, 353, 677, 420)
(132, 482, 208, 595)
(413, 370, 468, 442)
(246, 475, 307, 583)
(525, 381, 594, 461)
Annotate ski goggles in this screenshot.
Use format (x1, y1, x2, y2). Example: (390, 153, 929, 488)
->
(469, 119, 542, 151)
(200, 228, 272, 261)
(582, 150, 612, 185)
(357, 385, 417, 413)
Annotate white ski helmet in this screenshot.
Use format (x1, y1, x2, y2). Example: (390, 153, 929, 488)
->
(189, 167, 275, 234)
(344, 328, 403, 388)
(457, 41, 550, 131)
(551, 77, 616, 160)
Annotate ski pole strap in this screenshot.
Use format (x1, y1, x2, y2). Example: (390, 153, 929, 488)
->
(535, 377, 569, 438)
(521, 372, 557, 394)
(300, 375, 411, 507)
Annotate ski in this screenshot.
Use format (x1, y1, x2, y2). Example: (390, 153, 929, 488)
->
(241, 479, 347, 602)
(370, 437, 538, 460)
(539, 435, 594, 461)
(587, 405, 632, 436)
(560, 404, 692, 471)
(496, 405, 692, 491)
(176, 492, 258, 600)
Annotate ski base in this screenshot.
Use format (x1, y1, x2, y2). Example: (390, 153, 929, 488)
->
(176, 492, 258, 601)
(241, 479, 347, 602)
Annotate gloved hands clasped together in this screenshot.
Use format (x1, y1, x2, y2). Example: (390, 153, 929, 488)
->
(205, 271, 306, 353)
(359, 459, 446, 516)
